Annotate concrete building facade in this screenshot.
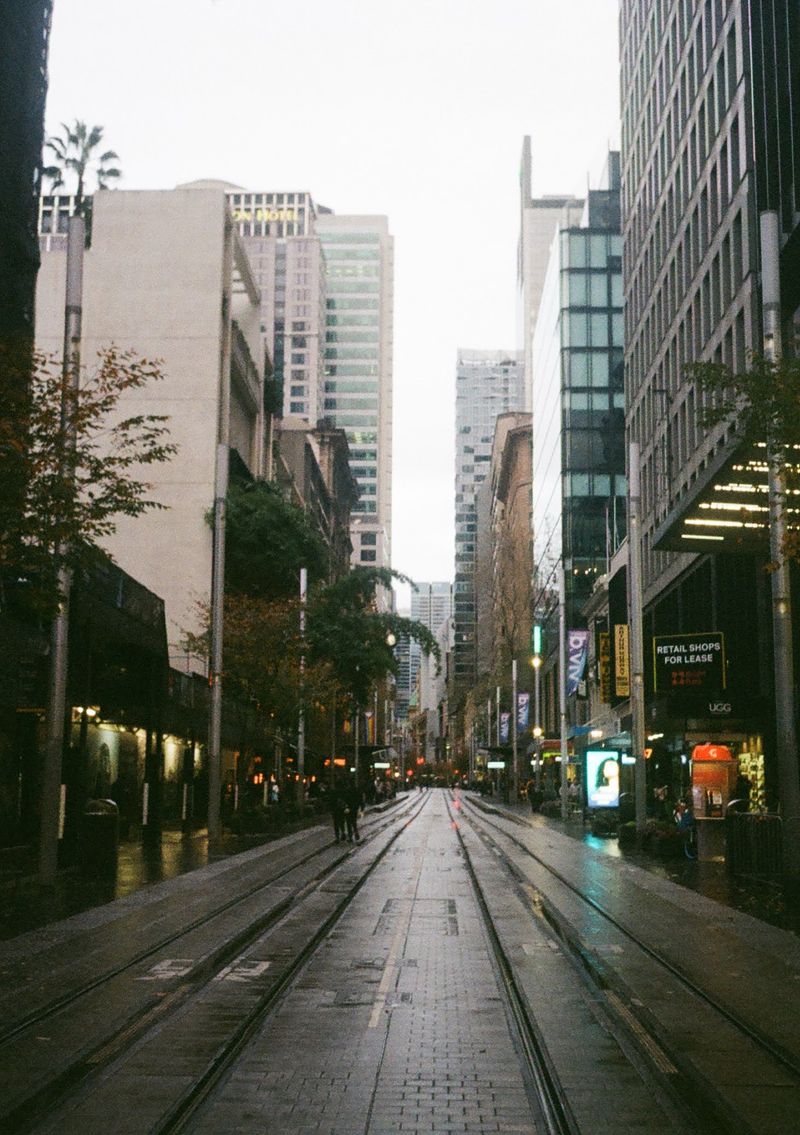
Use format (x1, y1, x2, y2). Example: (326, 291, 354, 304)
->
(518, 136, 583, 410)
(36, 187, 264, 671)
(489, 413, 533, 681)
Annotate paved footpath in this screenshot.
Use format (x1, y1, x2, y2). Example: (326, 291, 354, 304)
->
(189, 791, 539, 1135)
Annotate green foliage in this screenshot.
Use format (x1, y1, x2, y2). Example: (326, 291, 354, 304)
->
(223, 479, 330, 600)
(687, 354, 800, 448)
(1, 347, 176, 615)
(308, 567, 441, 705)
(43, 121, 121, 212)
(688, 353, 800, 564)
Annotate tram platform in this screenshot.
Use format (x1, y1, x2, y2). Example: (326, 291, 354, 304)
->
(1, 790, 799, 1133)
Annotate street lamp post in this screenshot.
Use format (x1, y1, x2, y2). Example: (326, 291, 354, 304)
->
(512, 658, 518, 803)
(532, 653, 542, 789)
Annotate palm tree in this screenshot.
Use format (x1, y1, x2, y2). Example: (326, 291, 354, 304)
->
(42, 120, 121, 212)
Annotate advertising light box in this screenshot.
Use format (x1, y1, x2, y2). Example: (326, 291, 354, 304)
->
(653, 632, 726, 693)
(586, 750, 620, 808)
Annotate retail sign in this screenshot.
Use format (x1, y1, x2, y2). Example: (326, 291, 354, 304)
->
(598, 631, 612, 702)
(614, 624, 630, 698)
(653, 632, 726, 693)
(691, 743, 733, 762)
(566, 630, 589, 696)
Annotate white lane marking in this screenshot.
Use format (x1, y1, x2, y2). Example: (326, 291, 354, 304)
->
(136, 959, 194, 981)
(215, 960, 272, 983)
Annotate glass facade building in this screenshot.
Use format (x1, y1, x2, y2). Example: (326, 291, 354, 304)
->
(453, 351, 524, 688)
(316, 215, 394, 572)
(532, 156, 625, 632)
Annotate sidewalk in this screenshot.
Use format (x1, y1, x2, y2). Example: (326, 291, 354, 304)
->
(480, 796, 800, 936)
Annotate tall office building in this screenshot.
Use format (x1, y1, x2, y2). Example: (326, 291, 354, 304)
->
(453, 350, 524, 691)
(518, 136, 583, 409)
(532, 155, 625, 627)
(620, 1, 800, 803)
(316, 214, 394, 573)
(408, 582, 453, 712)
(224, 191, 394, 574)
(223, 187, 327, 425)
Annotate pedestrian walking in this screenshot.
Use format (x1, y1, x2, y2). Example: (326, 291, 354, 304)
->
(344, 779, 363, 842)
(329, 780, 347, 842)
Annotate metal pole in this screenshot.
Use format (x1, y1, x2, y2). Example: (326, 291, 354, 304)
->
(512, 659, 518, 803)
(40, 215, 85, 885)
(495, 686, 500, 747)
(207, 442, 228, 846)
(761, 211, 800, 880)
(533, 657, 542, 790)
(558, 567, 569, 821)
(297, 566, 307, 809)
(628, 441, 647, 833)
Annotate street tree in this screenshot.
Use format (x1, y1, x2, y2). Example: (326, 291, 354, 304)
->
(308, 566, 441, 707)
(43, 121, 121, 213)
(223, 478, 330, 600)
(0, 346, 176, 615)
(688, 352, 800, 563)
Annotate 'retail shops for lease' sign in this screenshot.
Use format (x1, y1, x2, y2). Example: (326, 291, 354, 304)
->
(653, 632, 726, 693)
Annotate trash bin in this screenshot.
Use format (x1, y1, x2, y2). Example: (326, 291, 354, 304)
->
(79, 798, 119, 874)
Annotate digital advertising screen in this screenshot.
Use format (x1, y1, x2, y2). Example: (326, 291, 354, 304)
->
(585, 750, 620, 809)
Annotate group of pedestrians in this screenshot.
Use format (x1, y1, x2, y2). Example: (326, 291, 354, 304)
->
(328, 778, 364, 843)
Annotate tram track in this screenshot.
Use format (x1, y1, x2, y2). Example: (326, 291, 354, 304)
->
(1, 794, 426, 1134)
(444, 793, 579, 1135)
(458, 792, 800, 1134)
(153, 793, 431, 1135)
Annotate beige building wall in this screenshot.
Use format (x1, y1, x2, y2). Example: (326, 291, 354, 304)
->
(36, 187, 263, 670)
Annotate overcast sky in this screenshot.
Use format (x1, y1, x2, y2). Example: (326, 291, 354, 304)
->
(44, 0, 621, 609)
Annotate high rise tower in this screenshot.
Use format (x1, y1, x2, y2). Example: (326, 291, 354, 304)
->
(619, 0, 800, 807)
(453, 350, 524, 692)
(315, 214, 394, 574)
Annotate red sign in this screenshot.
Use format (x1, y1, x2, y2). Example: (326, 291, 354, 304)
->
(692, 743, 733, 762)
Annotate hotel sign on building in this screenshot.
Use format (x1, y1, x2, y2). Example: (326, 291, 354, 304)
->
(653, 633, 726, 694)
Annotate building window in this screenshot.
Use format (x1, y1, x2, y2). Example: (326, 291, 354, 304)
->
(360, 550, 377, 562)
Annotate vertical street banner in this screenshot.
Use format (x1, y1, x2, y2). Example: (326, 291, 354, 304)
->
(566, 630, 589, 696)
(598, 630, 612, 702)
(517, 692, 530, 732)
(614, 623, 630, 698)
(364, 711, 375, 744)
(500, 712, 510, 744)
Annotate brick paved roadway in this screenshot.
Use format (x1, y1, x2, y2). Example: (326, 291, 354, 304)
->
(189, 791, 539, 1134)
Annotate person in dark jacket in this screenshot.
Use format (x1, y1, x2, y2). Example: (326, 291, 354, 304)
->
(329, 780, 347, 842)
(344, 780, 364, 842)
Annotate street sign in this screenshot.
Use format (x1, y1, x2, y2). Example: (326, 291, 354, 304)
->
(487, 760, 505, 769)
(373, 761, 390, 769)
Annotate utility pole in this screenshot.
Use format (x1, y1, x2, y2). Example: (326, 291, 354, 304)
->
(558, 567, 569, 821)
(628, 441, 647, 833)
(40, 214, 85, 885)
(760, 211, 800, 883)
(207, 442, 228, 846)
(297, 566, 307, 810)
(512, 658, 518, 803)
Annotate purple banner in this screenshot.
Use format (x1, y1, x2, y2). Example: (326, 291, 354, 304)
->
(566, 629, 589, 696)
(500, 712, 510, 744)
(517, 692, 530, 732)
